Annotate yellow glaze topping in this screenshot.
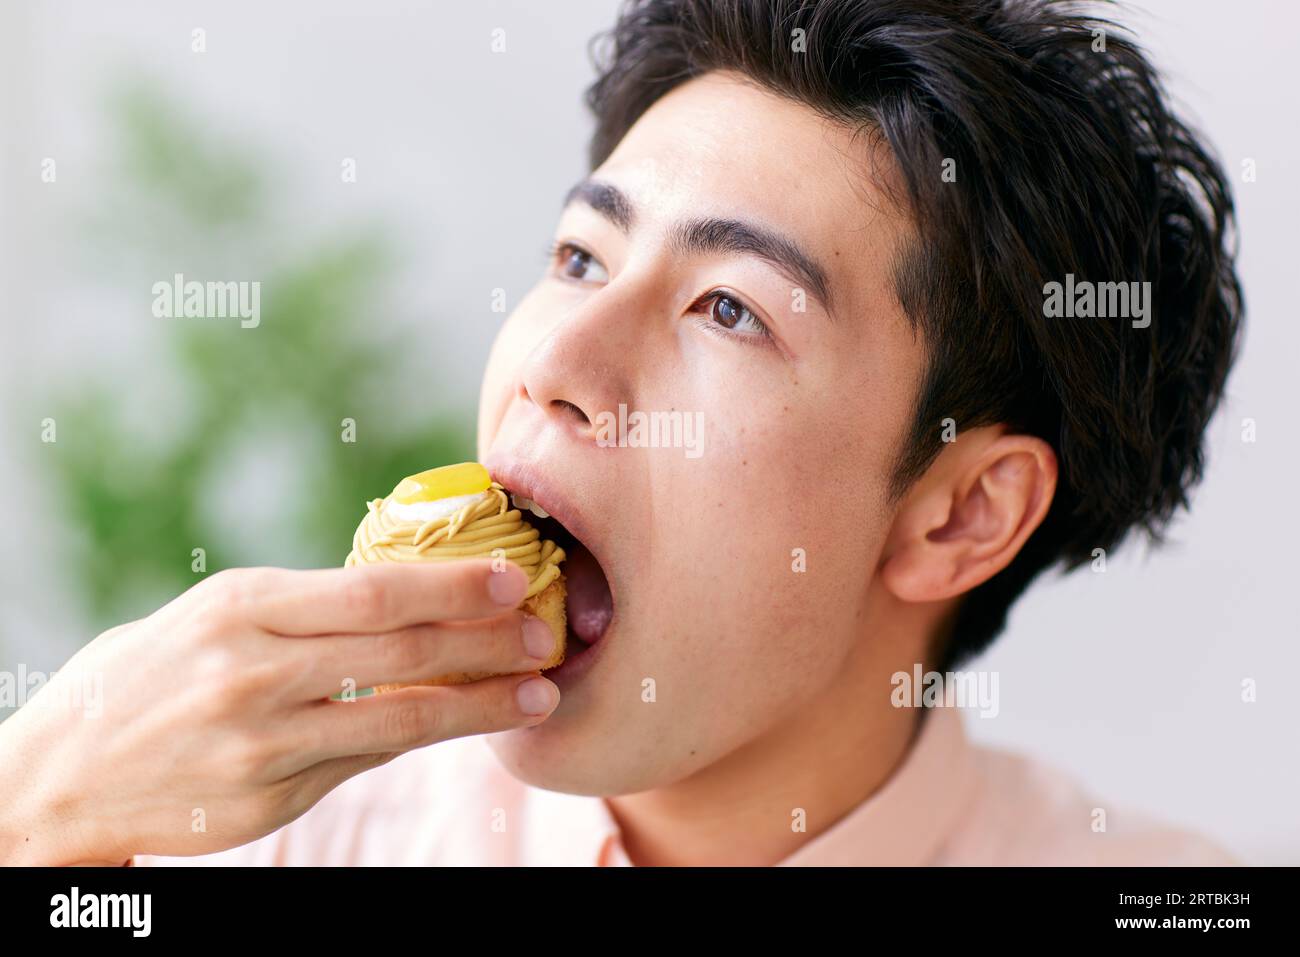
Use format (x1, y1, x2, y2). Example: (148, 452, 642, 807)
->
(390, 461, 492, 505)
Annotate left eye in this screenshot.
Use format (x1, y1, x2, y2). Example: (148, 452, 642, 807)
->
(552, 242, 608, 283)
(703, 292, 768, 337)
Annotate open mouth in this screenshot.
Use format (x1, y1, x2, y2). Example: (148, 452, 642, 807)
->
(513, 496, 614, 668)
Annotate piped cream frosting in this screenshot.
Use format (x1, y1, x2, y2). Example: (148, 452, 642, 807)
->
(346, 480, 564, 599)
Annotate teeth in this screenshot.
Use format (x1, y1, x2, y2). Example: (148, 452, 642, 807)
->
(510, 494, 550, 519)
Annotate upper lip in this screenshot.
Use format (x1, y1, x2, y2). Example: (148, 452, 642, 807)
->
(482, 454, 603, 567)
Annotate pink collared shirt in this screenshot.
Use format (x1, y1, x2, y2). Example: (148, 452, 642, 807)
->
(130, 706, 1237, 866)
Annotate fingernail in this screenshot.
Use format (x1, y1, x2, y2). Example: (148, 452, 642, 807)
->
(522, 616, 555, 660)
(516, 677, 557, 715)
(488, 563, 527, 606)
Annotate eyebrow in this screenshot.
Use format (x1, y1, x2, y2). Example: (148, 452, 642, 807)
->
(562, 177, 834, 315)
(564, 179, 635, 232)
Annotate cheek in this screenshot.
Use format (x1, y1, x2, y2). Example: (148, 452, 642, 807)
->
(673, 486, 878, 641)
(646, 404, 886, 698)
(647, 351, 894, 670)
(633, 505, 872, 763)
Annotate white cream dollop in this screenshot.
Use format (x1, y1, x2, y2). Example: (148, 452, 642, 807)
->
(383, 491, 489, 524)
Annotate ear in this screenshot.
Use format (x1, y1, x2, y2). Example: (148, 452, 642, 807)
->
(879, 428, 1058, 603)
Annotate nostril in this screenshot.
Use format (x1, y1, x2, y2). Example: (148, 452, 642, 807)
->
(551, 399, 591, 427)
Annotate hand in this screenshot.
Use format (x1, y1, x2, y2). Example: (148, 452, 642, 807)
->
(0, 559, 560, 865)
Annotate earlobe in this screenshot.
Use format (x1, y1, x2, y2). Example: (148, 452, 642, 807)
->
(880, 433, 1057, 604)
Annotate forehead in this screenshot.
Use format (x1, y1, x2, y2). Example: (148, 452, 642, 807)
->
(593, 70, 910, 311)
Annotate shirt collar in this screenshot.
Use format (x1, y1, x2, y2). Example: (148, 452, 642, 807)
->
(777, 705, 975, 866)
(574, 706, 975, 866)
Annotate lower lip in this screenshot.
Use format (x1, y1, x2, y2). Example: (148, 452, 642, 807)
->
(544, 623, 613, 688)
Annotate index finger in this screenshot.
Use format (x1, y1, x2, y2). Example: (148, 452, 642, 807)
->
(245, 559, 530, 635)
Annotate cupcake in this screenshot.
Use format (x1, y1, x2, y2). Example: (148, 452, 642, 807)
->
(346, 462, 566, 692)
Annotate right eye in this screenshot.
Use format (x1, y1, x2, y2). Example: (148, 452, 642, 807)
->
(548, 241, 609, 284)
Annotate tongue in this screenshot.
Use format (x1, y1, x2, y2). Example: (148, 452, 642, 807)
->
(564, 541, 613, 645)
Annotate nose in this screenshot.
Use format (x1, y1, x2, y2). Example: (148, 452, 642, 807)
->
(517, 282, 645, 443)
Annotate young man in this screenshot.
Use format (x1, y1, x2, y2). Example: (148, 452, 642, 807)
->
(4, 0, 1241, 866)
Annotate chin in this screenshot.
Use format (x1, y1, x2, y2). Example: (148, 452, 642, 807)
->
(484, 722, 634, 796)
(486, 707, 681, 795)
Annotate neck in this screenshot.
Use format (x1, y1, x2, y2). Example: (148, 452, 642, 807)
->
(604, 613, 934, 867)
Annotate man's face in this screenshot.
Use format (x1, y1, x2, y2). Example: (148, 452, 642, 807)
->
(477, 71, 927, 795)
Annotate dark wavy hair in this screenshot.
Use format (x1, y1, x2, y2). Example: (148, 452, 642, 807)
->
(583, 0, 1244, 669)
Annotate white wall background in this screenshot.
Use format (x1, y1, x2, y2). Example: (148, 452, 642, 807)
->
(1, 0, 1295, 864)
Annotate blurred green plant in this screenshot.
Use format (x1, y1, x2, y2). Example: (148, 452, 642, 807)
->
(39, 81, 473, 630)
